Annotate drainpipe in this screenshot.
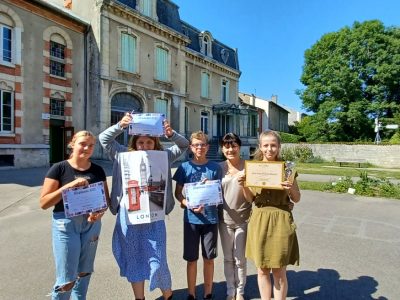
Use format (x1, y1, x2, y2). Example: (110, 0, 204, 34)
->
(84, 25, 89, 129)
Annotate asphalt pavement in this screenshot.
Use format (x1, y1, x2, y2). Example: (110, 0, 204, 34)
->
(0, 161, 399, 299)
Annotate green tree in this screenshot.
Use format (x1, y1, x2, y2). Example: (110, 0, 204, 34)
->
(297, 20, 400, 142)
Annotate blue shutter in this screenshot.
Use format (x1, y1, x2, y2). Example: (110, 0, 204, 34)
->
(121, 33, 136, 72)
(156, 47, 168, 81)
(201, 72, 209, 98)
(155, 99, 168, 118)
(143, 0, 152, 17)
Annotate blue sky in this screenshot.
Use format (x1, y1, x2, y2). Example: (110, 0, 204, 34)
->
(173, 0, 400, 112)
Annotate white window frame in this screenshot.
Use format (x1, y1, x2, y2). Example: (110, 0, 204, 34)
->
(49, 40, 66, 78)
(0, 89, 14, 133)
(199, 32, 213, 58)
(50, 98, 65, 119)
(138, 0, 157, 20)
(201, 71, 210, 98)
(155, 45, 170, 82)
(0, 24, 13, 66)
(200, 111, 209, 134)
(221, 78, 230, 102)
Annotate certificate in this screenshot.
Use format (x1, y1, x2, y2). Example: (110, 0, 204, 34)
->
(62, 182, 108, 218)
(128, 113, 165, 136)
(184, 180, 223, 209)
(245, 161, 284, 189)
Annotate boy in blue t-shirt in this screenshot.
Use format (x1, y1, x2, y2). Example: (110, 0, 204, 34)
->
(173, 131, 222, 300)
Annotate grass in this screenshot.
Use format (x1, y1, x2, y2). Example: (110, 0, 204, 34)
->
(296, 162, 400, 199)
(298, 181, 329, 191)
(296, 162, 400, 180)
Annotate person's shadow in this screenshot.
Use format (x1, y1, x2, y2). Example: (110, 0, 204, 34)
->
(155, 268, 388, 299)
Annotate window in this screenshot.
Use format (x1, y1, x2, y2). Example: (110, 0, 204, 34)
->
(199, 32, 213, 58)
(154, 98, 168, 119)
(203, 36, 210, 56)
(139, 0, 155, 18)
(121, 33, 137, 73)
(248, 114, 258, 136)
(221, 79, 229, 102)
(155, 46, 169, 81)
(200, 111, 209, 134)
(0, 89, 13, 132)
(141, 0, 152, 17)
(50, 41, 65, 77)
(184, 107, 189, 134)
(50, 98, 65, 117)
(0, 25, 12, 64)
(201, 72, 210, 98)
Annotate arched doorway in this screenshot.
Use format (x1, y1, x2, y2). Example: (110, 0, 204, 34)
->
(111, 92, 143, 146)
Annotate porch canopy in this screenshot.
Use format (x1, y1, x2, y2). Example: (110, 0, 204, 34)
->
(212, 103, 257, 115)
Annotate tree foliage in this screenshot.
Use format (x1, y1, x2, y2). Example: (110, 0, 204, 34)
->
(297, 20, 400, 142)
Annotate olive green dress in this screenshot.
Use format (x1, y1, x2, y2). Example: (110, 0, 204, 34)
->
(245, 186, 299, 268)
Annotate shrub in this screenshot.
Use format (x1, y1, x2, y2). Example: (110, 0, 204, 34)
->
(281, 145, 314, 162)
(389, 132, 400, 144)
(280, 132, 304, 143)
(329, 176, 354, 193)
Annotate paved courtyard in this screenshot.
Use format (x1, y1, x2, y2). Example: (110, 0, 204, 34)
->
(0, 163, 399, 299)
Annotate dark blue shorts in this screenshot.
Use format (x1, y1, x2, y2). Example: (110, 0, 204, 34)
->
(183, 222, 218, 261)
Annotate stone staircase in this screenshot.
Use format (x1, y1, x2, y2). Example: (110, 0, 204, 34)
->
(186, 140, 223, 161)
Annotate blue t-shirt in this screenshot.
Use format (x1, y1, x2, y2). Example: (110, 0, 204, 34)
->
(173, 160, 223, 224)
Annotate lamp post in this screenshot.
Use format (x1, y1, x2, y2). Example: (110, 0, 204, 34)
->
(374, 117, 382, 144)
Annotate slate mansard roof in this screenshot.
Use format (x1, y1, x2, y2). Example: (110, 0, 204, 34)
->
(116, 0, 239, 71)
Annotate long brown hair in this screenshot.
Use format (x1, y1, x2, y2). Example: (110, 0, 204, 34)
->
(253, 130, 282, 161)
(128, 135, 163, 151)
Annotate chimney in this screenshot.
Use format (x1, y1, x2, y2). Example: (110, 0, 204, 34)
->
(251, 94, 256, 106)
(271, 95, 278, 104)
(64, 0, 72, 9)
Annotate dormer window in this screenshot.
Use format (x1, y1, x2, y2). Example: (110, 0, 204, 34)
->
(203, 36, 210, 56)
(199, 31, 213, 58)
(137, 0, 158, 20)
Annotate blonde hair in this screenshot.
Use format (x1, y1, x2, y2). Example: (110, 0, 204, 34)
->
(68, 130, 96, 158)
(128, 135, 163, 151)
(190, 131, 208, 144)
(253, 130, 282, 161)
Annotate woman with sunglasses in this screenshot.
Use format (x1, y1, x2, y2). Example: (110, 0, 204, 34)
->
(219, 133, 252, 300)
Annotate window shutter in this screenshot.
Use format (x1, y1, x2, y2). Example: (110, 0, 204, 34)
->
(201, 72, 209, 98)
(121, 33, 136, 72)
(156, 47, 168, 81)
(155, 98, 168, 118)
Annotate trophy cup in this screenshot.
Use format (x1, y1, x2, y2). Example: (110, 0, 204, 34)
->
(284, 161, 296, 183)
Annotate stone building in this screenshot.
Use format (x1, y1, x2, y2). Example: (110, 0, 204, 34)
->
(0, 0, 88, 167)
(46, 0, 251, 159)
(239, 92, 290, 133)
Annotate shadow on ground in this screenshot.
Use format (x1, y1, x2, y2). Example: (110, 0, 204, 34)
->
(154, 268, 387, 300)
(0, 160, 114, 187)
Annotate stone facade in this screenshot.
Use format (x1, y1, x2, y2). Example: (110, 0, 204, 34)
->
(46, 0, 244, 159)
(284, 143, 400, 168)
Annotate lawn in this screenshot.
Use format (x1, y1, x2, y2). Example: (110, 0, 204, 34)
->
(296, 162, 400, 180)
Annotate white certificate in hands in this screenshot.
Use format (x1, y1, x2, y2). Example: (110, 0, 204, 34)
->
(184, 180, 223, 209)
(128, 113, 165, 136)
(62, 182, 108, 218)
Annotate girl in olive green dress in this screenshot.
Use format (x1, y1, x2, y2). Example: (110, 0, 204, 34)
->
(238, 130, 301, 300)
